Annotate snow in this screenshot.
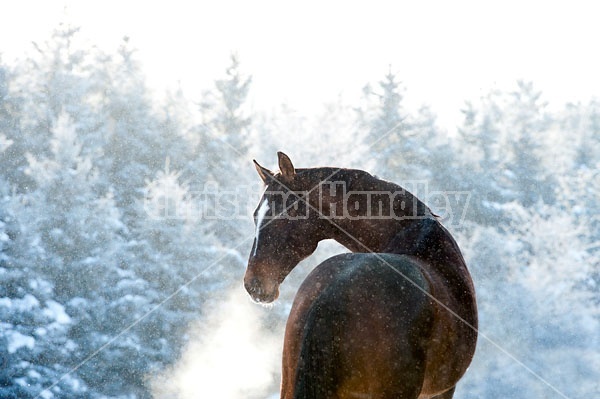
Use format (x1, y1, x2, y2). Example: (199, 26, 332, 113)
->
(64, 339, 77, 351)
(35, 327, 48, 336)
(63, 373, 83, 391)
(6, 330, 35, 353)
(0, 294, 40, 311)
(28, 278, 54, 296)
(28, 369, 42, 379)
(15, 377, 28, 387)
(43, 300, 71, 324)
(0, 22, 598, 399)
(0, 134, 13, 152)
(39, 390, 54, 399)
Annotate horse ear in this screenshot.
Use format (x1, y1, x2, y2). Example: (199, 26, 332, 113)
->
(254, 159, 274, 184)
(277, 151, 296, 179)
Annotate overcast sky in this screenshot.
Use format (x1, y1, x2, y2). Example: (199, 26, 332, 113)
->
(2, 1, 599, 128)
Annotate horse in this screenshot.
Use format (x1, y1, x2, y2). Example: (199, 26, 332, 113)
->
(244, 152, 477, 399)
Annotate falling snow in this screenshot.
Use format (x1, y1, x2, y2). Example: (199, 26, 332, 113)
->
(0, 20, 598, 399)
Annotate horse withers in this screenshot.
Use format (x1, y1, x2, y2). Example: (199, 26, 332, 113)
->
(244, 152, 477, 399)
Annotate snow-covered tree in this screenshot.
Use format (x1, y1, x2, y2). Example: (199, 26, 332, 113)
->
(137, 159, 229, 303)
(358, 69, 410, 174)
(200, 54, 252, 155)
(357, 70, 455, 191)
(455, 195, 599, 398)
(0, 115, 90, 398)
(455, 83, 556, 225)
(455, 93, 512, 224)
(570, 100, 600, 169)
(1, 20, 598, 398)
(502, 81, 555, 206)
(555, 101, 600, 220)
(0, 60, 28, 191)
(13, 24, 111, 170)
(188, 55, 254, 244)
(101, 38, 192, 226)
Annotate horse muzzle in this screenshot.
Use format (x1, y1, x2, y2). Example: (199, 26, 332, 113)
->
(243, 275, 280, 303)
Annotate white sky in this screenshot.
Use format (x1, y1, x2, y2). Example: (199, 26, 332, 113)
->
(1, 1, 599, 128)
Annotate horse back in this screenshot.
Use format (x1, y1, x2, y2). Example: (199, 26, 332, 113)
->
(282, 253, 436, 399)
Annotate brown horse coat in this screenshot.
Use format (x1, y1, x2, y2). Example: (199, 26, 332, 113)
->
(245, 153, 477, 399)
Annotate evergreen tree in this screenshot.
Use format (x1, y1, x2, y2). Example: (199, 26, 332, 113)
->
(502, 81, 554, 206)
(455, 94, 509, 224)
(212, 54, 252, 154)
(1, 115, 92, 398)
(3, 112, 189, 399)
(358, 70, 450, 185)
(14, 24, 110, 169)
(101, 38, 191, 226)
(359, 69, 410, 174)
(0, 60, 28, 191)
(190, 55, 254, 245)
(558, 100, 600, 171)
(2, 20, 598, 398)
(357, 70, 463, 227)
(457, 203, 599, 398)
(504, 82, 553, 206)
(455, 83, 555, 223)
(453, 87, 600, 398)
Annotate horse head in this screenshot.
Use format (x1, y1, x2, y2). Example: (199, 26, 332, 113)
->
(244, 152, 327, 303)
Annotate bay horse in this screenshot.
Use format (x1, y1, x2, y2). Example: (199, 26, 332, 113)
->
(244, 152, 477, 399)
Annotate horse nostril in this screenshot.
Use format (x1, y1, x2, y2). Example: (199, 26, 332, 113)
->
(245, 277, 262, 296)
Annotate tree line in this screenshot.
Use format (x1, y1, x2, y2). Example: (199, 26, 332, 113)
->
(0, 24, 598, 398)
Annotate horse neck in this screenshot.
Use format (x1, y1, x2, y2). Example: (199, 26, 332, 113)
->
(329, 216, 437, 254)
(310, 170, 475, 323)
(313, 169, 435, 253)
(326, 206, 468, 272)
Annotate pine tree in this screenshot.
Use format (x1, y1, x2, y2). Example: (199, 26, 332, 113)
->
(101, 37, 192, 226)
(357, 70, 462, 226)
(14, 24, 110, 167)
(359, 69, 409, 174)
(558, 100, 600, 171)
(1, 115, 91, 398)
(502, 81, 554, 206)
(455, 83, 555, 223)
(453, 87, 600, 397)
(455, 94, 509, 224)
(190, 55, 254, 245)
(0, 60, 28, 191)
(209, 54, 252, 154)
